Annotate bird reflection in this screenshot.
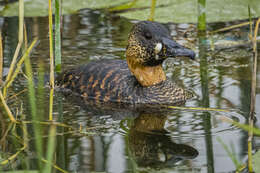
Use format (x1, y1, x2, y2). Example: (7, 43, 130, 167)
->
(128, 113, 198, 168)
(62, 95, 198, 170)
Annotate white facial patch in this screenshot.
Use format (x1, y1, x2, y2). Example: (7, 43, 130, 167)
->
(154, 42, 162, 54)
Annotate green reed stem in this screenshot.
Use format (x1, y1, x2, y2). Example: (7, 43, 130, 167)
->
(3, 0, 24, 97)
(248, 18, 260, 173)
(55, 0, 61, 73)
(248, 6, 253, 40)
(37, 62, 45, 121)
(21, 118, 30, 169)
(148, 0, 156, 21)
(23, 38, 43, 171)
(253, 18, 260, 52)
(0, 31, 3, 85)
(198, 0, 206, 32)
(43, 125, 56, 173)
(48, 0, 54, 120)
(36, 62, 45, 172)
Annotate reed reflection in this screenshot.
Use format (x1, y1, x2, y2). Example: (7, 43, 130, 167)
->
(198, 0, 215, 172)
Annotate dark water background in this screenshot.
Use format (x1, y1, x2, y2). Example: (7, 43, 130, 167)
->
(1, 8, 260, 173)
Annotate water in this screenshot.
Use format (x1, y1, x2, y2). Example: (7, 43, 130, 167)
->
(1, 8, 260, 173)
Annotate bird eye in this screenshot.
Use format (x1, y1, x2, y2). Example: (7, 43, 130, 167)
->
(144, 31, 152, 40)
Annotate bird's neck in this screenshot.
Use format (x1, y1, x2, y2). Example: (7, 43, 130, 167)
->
(126, 57, 166, 87)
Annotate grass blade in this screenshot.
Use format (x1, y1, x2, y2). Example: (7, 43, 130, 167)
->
(43, 125, 56, 173)
(23, 38, 43, 171)
(210, 22, 250, 34)
(3, 0, 24, 97)
(109, 0, 138, 12)
(48, 0, 54, 120)
(217, 137, 242, 169)
(1, 38, 37, 123)
(4, 39, 38, 91)
(0, 143, 27, 165)
(167, 105, 229, 112)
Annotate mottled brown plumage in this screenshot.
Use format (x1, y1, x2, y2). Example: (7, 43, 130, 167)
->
(57, 21, 195, 105)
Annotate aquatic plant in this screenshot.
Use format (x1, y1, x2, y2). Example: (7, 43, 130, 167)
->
(248, 16, 260, 173)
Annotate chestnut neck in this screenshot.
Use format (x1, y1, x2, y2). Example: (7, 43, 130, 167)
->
(126, 57, 166, 87)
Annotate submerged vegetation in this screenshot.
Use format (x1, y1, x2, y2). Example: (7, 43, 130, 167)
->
(0, 0, 259, 172)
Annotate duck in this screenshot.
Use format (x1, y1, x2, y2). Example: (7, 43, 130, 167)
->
(57, 21, 195, 105)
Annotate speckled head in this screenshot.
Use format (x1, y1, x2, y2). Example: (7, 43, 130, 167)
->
(126, 21, 195, 66)
(126, 21, 195, 87)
